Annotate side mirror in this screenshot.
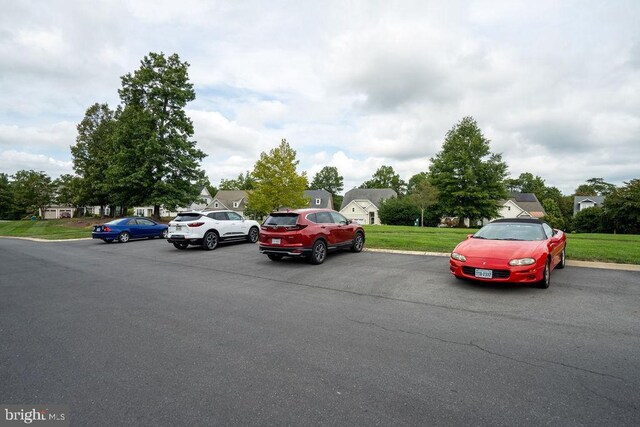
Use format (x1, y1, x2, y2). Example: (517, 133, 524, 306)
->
(467, 234, 474, 239)
(346, 219, 352, 225)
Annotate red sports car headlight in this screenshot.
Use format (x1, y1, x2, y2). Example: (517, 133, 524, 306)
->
(509, 258, 535, 266)
(451, 252, 466, 262)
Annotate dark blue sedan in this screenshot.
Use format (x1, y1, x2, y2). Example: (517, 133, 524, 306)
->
(92, 217, 168, 243)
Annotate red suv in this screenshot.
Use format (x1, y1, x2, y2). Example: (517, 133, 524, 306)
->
(259, 208, 365, 264)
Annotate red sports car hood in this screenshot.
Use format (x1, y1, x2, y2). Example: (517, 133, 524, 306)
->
(454, 238, 547, 260)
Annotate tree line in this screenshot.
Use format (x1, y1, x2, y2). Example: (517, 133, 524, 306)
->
(0, 52, 637, 234)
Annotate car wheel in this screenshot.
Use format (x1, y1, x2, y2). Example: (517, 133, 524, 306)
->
(267, 254, 283, 261)
(350, 231, 365, 252)
(557, 248, 566, 269)
(118, 232, 130, 243)
(202, 231, 219, 250)
(309, 239, 327, 265)
(173, 242, 189, 250)
(247, 226, 259, 243)
(537, 258, 551, 289)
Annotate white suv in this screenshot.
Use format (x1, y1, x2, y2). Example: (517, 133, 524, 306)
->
(167, 210, 261, 250)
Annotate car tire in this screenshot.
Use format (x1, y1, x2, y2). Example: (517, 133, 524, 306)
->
(161, 229, 168, 239)
(173, 242, 189, 250)
(537, 258, 551, 289)
(267, 254, 283, 261)
(247, 226, 259, 243)
(309, 239, 327, 265)
(350, 232, 365, 252)
(557, 248, 566, 269)
(202, 231, 219, 250)
(118, 232, 130, 243)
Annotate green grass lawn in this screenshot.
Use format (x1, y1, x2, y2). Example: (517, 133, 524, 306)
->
(1, 220, 639, 265)
(363, 225, 640, 265)
(0, 218, 100, 240)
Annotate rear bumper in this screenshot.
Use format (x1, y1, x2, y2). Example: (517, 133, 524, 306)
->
(259, 245, 312, 257)
(167, 235, 202, 245)
(92, 232, 118, 240)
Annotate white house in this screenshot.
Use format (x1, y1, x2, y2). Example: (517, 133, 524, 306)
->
(206, 190, 249, 216)
(339, 188, 397, 225)
(496, 193, 546, 219)
(573, 196, 605, 215)
(134, 186, 213, 218)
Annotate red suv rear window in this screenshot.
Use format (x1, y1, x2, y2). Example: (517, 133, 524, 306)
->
(263, 214, 299, 227)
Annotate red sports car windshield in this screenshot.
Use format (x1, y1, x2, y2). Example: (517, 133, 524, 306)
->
(473, 222, 546, 241)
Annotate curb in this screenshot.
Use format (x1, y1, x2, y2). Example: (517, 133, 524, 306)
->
(363, 248, 640, 272)
(0, 236, 92, 242)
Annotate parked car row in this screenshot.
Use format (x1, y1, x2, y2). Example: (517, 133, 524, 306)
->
(92, 208, 366, 265)
(93, 211, 566, 287)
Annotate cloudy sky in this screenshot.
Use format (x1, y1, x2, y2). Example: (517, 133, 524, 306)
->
(1, 0, 638, 195)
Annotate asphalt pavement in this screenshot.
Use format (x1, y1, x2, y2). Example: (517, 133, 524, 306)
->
(1, 238, 639, 425)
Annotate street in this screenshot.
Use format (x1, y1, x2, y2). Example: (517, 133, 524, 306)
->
(1, 238, 639, 425)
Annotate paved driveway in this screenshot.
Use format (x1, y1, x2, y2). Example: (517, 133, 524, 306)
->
(1, 238, 639, 425)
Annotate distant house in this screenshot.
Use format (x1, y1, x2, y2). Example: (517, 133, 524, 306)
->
(41, 205, 75, 219)
(573, 196, 605, 215)
(495, 192, 546, 221)
(339, 188, 397, 225)
(206, 190, 249, 216)
(133, 186, 213, 218)
(304, 189, 333, 210)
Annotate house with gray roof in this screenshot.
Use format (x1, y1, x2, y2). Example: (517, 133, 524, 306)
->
(339, 188, 397, 225)
(206, 190, 249, 216)
(573, 195, 605, 215)
(304, 189, 333, 210)
(494, 192, 546, 221)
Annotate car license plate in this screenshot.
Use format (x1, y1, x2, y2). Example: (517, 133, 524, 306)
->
(475, 268, 493, 279)
(272, 238, 281, 245)
(95, 226, 102, 232)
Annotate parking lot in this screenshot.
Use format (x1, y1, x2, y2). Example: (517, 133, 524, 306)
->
(1, 237, 639, 425)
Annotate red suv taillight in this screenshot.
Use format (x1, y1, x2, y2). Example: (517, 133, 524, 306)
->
(187, 222, 205, 227)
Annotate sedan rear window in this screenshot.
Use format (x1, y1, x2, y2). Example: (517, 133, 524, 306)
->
(263, 214, 299, 226)
(174, 213, 202, 222)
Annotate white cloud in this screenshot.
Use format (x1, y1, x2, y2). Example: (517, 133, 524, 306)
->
(1, 0, 638, 197)
(0, 150, 72, 177)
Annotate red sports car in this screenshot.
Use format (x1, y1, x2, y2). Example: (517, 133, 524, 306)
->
(449, 218, 566, 288)
(258, 208, 365, 264)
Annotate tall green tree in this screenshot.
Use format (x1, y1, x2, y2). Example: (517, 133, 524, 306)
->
(115, 52, 206, 218)
(248, 139, 308, 217)
(407, 172, 428, 194)
(70, 103, 118, 215)
(309, 166, 344, 195)
(429, 116, 508, 226)
(360, 165, 407, 196)
(309, 166, 344, 209)
(219, 171, 256, 190)
(0, 173, 14, 219)
(53, 174, 83, 209)
(575, 177, 616, 196)
(604, 179, 640, 234)
(11, 170, 55, 219)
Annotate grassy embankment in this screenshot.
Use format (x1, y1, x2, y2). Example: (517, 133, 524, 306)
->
(0, 220, 638, 265)
(362, 225, 640, 265)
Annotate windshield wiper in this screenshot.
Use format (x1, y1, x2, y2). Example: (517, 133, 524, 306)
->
(472, 236, 486, 239)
